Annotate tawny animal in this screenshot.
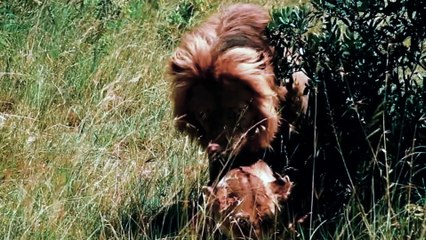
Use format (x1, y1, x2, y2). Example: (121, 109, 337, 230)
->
(203, 160, 293, 239)
(169, 4, 280, 161)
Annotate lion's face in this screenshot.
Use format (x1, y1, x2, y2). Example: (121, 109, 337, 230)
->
(187, 80, 262, 155)
(171, 47, 280, 156)
(203, 160, 293, 239)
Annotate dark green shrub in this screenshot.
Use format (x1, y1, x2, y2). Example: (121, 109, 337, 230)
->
(267, 0, 425, 229)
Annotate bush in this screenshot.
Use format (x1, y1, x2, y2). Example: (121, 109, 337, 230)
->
(267, 0, 425, 231)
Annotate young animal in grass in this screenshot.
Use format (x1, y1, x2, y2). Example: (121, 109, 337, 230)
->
(203, 160, 293, 239)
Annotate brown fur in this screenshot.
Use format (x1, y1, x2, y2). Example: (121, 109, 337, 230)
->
(203, 160, 293, 239)
(169, 4, 280, 156)
(280, 71, 310, 125)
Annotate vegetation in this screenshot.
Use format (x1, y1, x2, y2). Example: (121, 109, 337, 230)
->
(267, 0, 425, 238)
(0, 0, 424, 239)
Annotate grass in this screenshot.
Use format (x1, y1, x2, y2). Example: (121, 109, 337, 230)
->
(0, 0, 424, 239)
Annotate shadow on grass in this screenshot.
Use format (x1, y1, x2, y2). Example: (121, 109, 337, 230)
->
(116, 186, 221, 239)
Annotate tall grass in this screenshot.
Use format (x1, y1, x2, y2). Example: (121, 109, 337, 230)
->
(0, 0, 424, 239)
(0, 1, 206, 238)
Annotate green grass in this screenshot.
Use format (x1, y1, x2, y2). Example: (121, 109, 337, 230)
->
(0, 0, 424, 239)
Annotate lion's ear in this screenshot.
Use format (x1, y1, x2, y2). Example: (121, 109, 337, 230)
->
(243, 160, 275, 183)
(269, 175, 293, 203)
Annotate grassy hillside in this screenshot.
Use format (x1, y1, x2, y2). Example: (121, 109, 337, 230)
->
(0, 0, 424, 239)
